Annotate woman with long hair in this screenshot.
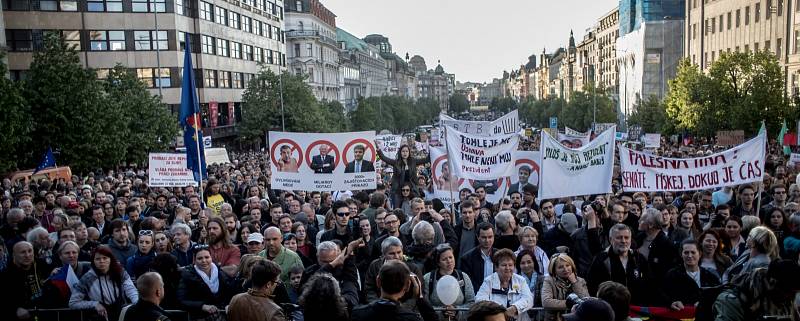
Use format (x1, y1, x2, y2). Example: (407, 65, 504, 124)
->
(69, 245, 138, 321)
(154, 231, 173, 255)
(515, 249, 544, 317)
(697, 229, 733, 279)
(376, 144, 430, 208)
(423, 244, 476, 321)
(763, 208, 790, 252)
(676, 209, 700, 241)
(723, 216, 747, 259)
(299, 273, 349, 321)
(293, 222, 316, 264)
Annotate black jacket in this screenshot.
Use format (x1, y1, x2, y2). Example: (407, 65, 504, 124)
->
(176, 266, 234, 318)
(123, 299, 172, 321)
(459, 247, 497, 291)
(587, 248, 665, 306)
(571, 226, 606, 278)
(541, 226, 575, 256)
(453, 222, 478, 260)
(634, 230, 678, 283)
(301, 256, 360, 309)
(352, 299, 423, 321)
(662, 266, 720, 305)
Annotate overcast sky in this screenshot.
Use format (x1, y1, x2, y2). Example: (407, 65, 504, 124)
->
(322, 0, 618, 83)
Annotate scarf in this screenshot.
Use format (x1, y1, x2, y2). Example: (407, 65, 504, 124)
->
(194, 264, 220, 294)
(551, 276, 574, 300)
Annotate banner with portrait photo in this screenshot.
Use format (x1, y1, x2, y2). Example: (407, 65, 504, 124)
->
(268, 131, 377, 191)
(557, 132, 591, 149)
(619, 132, 766, 192)
(539, 126, 615, 199)
(444, 126, 519, 181)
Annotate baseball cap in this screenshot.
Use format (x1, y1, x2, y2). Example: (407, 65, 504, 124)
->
(247, 233, 264, 244)
(563, 298, 615, 321)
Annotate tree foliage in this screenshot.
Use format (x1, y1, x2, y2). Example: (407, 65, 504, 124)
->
(0, 51, 31, 173)
(448, 93, 469, 114)
(489, 97, 518, 114)
(520, 85, 616, 131)
(348, 96, 439, 133)
(628, 95, 670, 133)
(104, 65, 179, 165)
(666, 52, 794, 137)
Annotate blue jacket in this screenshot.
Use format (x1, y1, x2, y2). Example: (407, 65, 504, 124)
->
(125, 250, 156, 279)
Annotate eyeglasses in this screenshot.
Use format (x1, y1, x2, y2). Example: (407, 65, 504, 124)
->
(402, 189, 411, 192)
(138, 230, 153, 237)
(336, 211, 349, 217)
(384, 219, 399, 225)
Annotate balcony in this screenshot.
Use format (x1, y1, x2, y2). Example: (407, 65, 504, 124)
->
(286, 30, 338, 47)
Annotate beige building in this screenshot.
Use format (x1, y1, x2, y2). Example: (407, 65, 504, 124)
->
(285, 0, 339, 103)
(3, 0, 286, 139)
(596, 8, 620, 94)
(686, 0, 800, 94)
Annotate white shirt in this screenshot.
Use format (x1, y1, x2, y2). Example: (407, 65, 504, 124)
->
(475, 273, 534, 321)
(686, 269, 701, 287)
(480, 249, 494, 281)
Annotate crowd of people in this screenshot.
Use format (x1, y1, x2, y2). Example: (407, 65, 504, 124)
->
(1, 134, 800, 321)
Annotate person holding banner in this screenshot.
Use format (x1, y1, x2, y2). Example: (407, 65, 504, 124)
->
(376, 144, 430, 208)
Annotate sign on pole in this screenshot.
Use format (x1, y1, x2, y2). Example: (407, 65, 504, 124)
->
(619, 132, 766, 192)
(539, 126, 616, 199)
(148, 153, 199, 187)
(549, 117, 558, 129)
(376, 134, 403, 160)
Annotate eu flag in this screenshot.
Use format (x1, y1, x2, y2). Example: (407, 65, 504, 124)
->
(179, 34, 207, 181)
(33, 147, 56, 174)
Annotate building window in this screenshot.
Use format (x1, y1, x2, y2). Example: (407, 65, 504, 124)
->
(60, 0, 78, 10)
(243, 44, 253, 60)
(231, 42, 241, 59)
(8, 0, 30, 10)
(137, 68, 171, 88)
(134, 30, 168, 50)
(267, 49, 274, 64)
(242, 16, 252, 33)
(756, 3, 761, 22)
(795, 30, 800, 53)
(216, 38, 229, 56)
(779, 0, 784, 15)
(132, 0, 166, 12)
(692, 23, 697, 39)
(200, 2, 213, 21)
(727, 12, 732, 30)
(176, 0, 194, 16)
(178, 31, 188, 51)
(87, 0, 123, 11)
(294, 43, 301, 57)
(6, 30, 32, 52)
(254, 47, 262, 62)
(40, 0, 58, 10)
(711, 18, 716, 33)
(267, 24, 273, 39)
(755, 42, 760, 51)
(63, 30, 81, 50)
(254, 20, 262, 36)
(306, 43, 313, 57)
(736, 9, 741, 27)
(89, 30, 125, 51)
(765, 40, 771, 52)
(204, 69, 217, 88)
(201, 35, 214, 54)
(219, 71, 231, 88)
(232, 72, 243, 89)
(295, 0, 302, 11)
(215, 7, 228, 26)
(229, 11, 240, 29)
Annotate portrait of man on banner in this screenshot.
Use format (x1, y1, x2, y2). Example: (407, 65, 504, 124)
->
(345, 144, 375, 173)
(276, 144, 299, 173)
(310, 144, 336, 173)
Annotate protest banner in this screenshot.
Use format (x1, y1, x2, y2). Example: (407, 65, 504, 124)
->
(376, 134, 403, 160)
(557, 132, 591, 148)
(619, 132, 766, 192)
(615, 132, 628, 141)
(642, 133, 661, 148)
(539, 126, 615, 199)
(148, 153, 198, 187)
(429, 147, 539, 206)
(628, 125, 643, 141)
(205, 147, 231, 165)
(789, 153, 800, 167)
(565, 127, 589, 137)
(594, 123, 616, 134)
(716, 130, 745, 146)
(437, 110, 520, 143)
(269, 131, 377, 191)
(444, 126, 519, 181)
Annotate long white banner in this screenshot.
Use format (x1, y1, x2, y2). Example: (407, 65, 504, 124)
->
(445, 126, 519, 181)
(269, 131, 377, 191)
(619, 132, 766, 192)
(429, 147, 540, 205)
(437, 110, 519, 144)
(539, 126, 616, 199)
(148, 153, 198, 187)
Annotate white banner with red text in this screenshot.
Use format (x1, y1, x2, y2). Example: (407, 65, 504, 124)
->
(444, 126, 519, 181)
(539, 126, 615, 199)
(619, 132, 766, 192)
(268, 131, 377, 191)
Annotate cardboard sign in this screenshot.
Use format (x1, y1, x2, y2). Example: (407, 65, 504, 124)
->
(148, 153, 198, 187)
(716, 130, 745, 146)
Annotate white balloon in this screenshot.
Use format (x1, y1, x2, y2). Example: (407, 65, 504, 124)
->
(436, 275, 460, 306)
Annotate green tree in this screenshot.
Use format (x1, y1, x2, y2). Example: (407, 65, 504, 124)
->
(104, 65, 178, 165)
(25, 32, 126, 172)
(628, 95, 669, 133)
(322, 100, 350, 132)
(0, 51, 31, 173)
(489, 97, 518, 113)
(448, 93, 469, 114)
(666, 53, 794, 137)
(560, 85, 617, 131)
(349, 97, 379, 131)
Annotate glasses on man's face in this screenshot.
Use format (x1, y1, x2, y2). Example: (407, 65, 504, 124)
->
(385, 219, 399, 225)
(336, 211, 349, 217)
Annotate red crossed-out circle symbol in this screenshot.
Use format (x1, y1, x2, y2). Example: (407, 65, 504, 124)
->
(516, 158, 540, 177)
(305, 140, 341, 170)
(342, 138, 377, 164)
(270, 139, 303, 167)
(431, 155, 465, 187)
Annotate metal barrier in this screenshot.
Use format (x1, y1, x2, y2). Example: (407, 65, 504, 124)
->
(30, 308, 191, 321)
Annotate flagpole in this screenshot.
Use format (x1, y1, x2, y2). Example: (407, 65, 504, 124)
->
(194, 116, 204, 201)
(443, 126, 457, 212)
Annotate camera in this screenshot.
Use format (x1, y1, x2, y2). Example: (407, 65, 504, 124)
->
(420, 210, 434, 223)
(565, 293, 585, 310)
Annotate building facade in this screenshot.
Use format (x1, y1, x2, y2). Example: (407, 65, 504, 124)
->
(685, 0, 800, 95)
(285, 0, 339, 102)
(3, 0, 287, 139)
(596, 8, 620, 93)
(410, 55, 454, 110)
(363, 34, 416, 99)
(337, 28, 387, 102)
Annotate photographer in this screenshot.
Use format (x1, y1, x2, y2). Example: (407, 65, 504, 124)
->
(571, 202, 607, 278)
(353, 260, 436, 321)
